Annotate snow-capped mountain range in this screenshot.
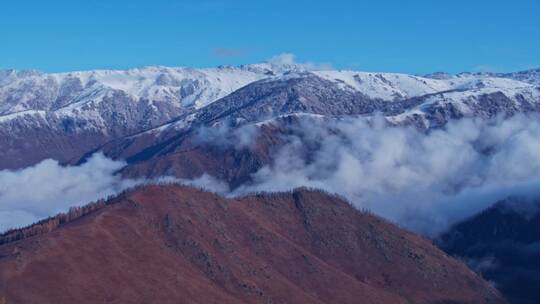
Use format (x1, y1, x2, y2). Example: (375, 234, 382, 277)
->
(0, 61, 539, 169)
(1, 63, 538, 127)
(0, 65, 267, 124)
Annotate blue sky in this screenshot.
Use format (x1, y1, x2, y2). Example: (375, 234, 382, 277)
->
(1, 0, 539, 74)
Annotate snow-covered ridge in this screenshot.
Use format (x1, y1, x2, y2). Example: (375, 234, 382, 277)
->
(1, 64, 538, 115)
(0, 61, 309, 113)
(313, 70, 535, 101)
(1, 63, 539, 133)
(440, 68, 540, 86)
(0, 109, 46, 123)
(0, 65, 276, 115)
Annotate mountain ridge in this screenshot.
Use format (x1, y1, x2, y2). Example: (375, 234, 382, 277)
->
(0, 184, 505, 304)
(438, 196, 540, 304)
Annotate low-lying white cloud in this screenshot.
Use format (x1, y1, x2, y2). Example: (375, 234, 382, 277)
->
(4, 114, 540, 236)
(231, 114, 540, 235)
(158, 174, 230, 194)
(194, 122, 258, 150)
(0, 153, 140, 232)
(0, 154, 232, 233)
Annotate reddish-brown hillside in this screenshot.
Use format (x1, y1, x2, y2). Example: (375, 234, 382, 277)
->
(0, 185, 504, 304)
(108, 121, 289, 189)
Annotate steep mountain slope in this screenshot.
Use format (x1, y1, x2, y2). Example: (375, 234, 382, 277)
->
(438, 197, 540, 304)
(89, 69, 540, 184)
(110, 120, 291, 186)
(78, 72, 422, 181)
(0, 185, 504, 304)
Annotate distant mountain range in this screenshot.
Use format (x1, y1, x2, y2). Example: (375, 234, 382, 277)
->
(0, 64, 539, 169)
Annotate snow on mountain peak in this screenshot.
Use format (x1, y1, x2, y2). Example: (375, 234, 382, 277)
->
(313, 69, 536, 101)
(1, 62, 539, 136)
(1, 62, 540, 171)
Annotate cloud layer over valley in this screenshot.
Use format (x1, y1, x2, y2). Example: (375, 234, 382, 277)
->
(0, 153, 232, 233)
(3, 114, 540, 236)
(230, 114, 540, 235)
(0, 154, 140, 232)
